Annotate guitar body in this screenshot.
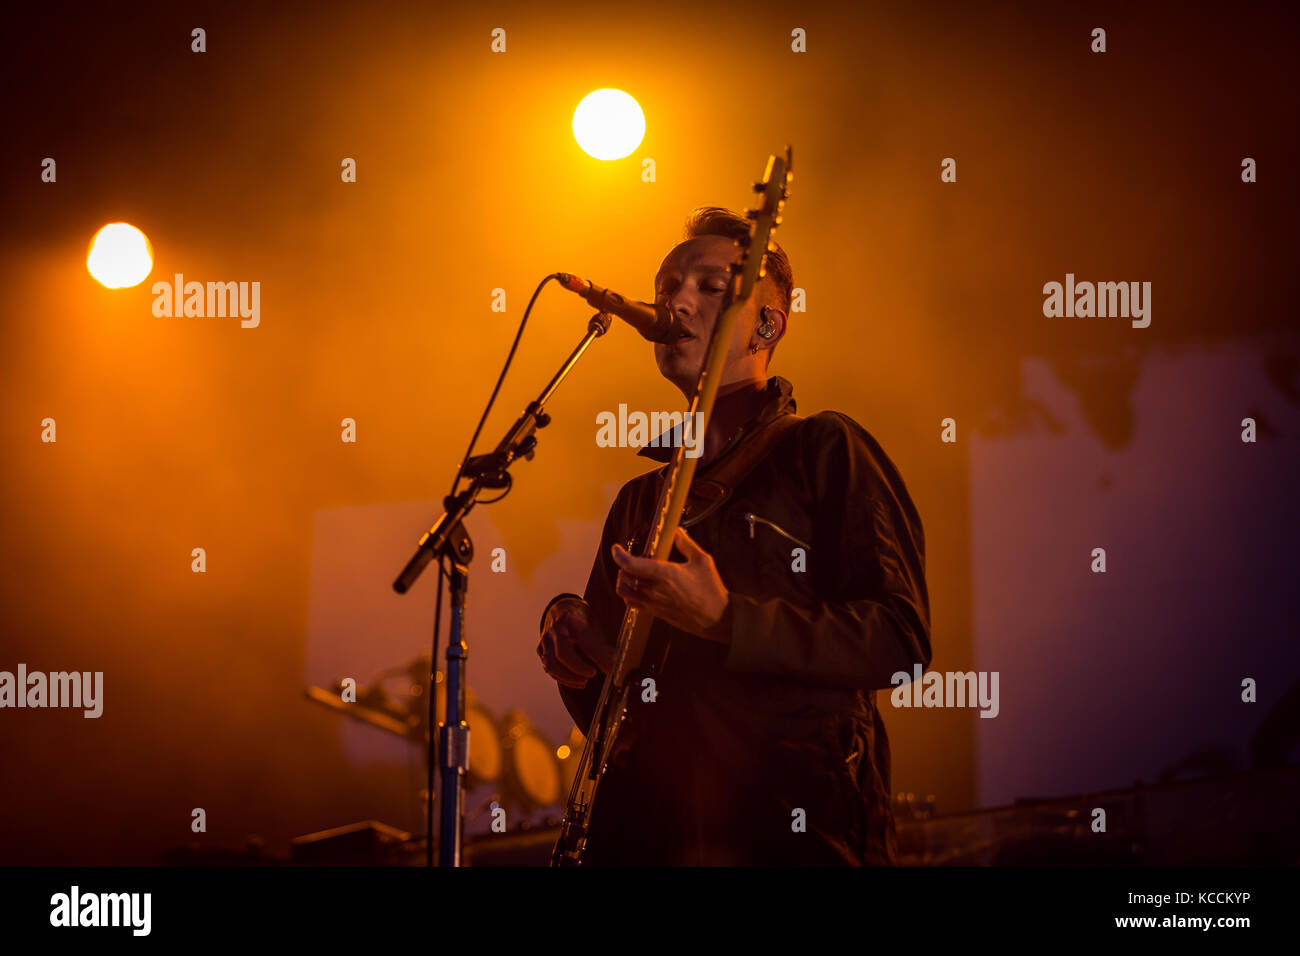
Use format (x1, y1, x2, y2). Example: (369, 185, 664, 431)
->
(550, 148, 793, 866)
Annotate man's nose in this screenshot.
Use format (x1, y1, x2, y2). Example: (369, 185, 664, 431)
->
(659, 291, 692, 318)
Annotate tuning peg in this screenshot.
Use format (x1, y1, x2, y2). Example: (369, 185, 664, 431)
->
(752, 181, 766, 192)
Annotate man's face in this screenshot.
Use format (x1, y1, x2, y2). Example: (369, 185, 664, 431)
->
(652, 234, 764, 396)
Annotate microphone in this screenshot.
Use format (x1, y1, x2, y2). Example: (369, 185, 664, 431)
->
(557, 273, 684, 343)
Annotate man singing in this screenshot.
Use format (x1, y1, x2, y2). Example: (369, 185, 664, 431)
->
(537, 207, 931, 865)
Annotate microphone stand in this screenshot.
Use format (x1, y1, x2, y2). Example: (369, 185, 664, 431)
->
(392, 311, 613, 867)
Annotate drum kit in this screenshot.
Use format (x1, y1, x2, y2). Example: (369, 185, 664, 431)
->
(304, 654, 581, 818)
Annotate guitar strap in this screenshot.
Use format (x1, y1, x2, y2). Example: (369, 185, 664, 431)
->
(676, 410, 806, 528)
(627, 409, 805, 690)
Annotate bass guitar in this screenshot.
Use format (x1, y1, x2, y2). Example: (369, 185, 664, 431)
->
(550, 146, 793, 866)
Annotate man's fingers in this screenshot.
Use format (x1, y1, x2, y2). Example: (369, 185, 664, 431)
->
(551, 667, 590, 689)
(540, 649, 586, 687)
(549, 632, 598, 677)
(617, 570, 666, 605)
(540, 623, 596, 676)
(556, 610, 589, 632)
(575, 632, 615, 672)
(560, 618, 613, 673)
(611, 543, 670, 580)
(538, 639, 592, 688)
(674, 525, 706, 560)
(614, 586, 684, 634)
(617, 574, 667, 617)
(543, 598, 591, 636)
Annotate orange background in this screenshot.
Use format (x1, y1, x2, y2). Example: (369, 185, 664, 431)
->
(1, 0, 1297, 862)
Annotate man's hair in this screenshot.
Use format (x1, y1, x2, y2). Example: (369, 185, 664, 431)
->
(682, 206, 793, 319)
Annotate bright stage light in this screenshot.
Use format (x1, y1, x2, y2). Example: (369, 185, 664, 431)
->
(572, 89, 645, 161)
(87, 223, 153, 289)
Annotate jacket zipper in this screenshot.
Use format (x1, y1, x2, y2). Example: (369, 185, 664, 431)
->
(743, 512, 811, 551)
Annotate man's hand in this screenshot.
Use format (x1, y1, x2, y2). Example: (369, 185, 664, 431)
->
(612, 526, 731, 643)
(537, 597, 614, 689)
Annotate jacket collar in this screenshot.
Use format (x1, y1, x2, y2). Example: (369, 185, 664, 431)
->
(636, 375, 797, 463)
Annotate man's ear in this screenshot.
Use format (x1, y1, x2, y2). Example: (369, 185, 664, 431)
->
(759, 305, 787, 345)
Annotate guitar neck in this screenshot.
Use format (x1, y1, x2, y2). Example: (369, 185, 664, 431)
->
(610, 294, 747, 682)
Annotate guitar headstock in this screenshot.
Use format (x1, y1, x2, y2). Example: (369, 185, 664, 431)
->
(731, 145, 793, 306)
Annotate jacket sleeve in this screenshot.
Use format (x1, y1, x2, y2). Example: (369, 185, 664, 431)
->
(721, 412, 932, 691)
(551, 482, 638, 730)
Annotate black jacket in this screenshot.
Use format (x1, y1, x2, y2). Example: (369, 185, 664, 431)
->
(545, 376, 931, 865)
